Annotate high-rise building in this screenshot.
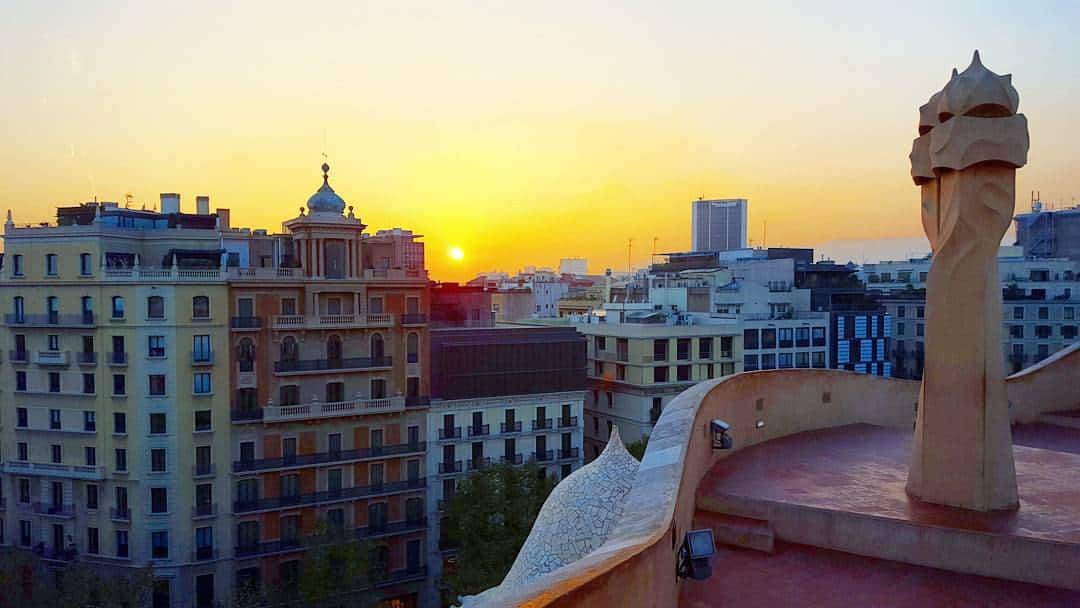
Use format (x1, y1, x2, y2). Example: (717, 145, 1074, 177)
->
(0, 165, 433, 608)
(691, 198, 748, 252)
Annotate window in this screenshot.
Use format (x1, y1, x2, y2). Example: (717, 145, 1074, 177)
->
(699, 337, 713, 359)
(236, 479, 259, 507)
(897, 305, 906, 318)
(916, 323, 924, 337)
(195, 446, 212, 475)
(51, 444, 62, 463)
(676, 338, 691, 360)
(653, 366, 669, 383)
(778, 353, 794, 368)
(652, 339, 668, 361)
(85, 446, 96, 466)
(147, 296, 165, 319)
(812, 326, 826, 346)
(196, 527, 214, 560)
(1013, 306, 1024, 320)
(239, 441, 255, 465)
(650, 397, 662, 424)
(12, 254, 23, 276)
(761, 329, 776, 348)
(280, 336, 298, 362)
(151, 449, 167, 472)
(407, 332, 419, 364)
(149, 413, 167, 434)
(111, 296, 125, 319)
(237, 338, 255, 372)
(778, 328, 793, 348)
(677, 365, 691, 381)
(15, 371, 26, 391)
(194, 410, 212, 432)
(87, 484, 99, 510)
(796, 351, 810, 368)
(148, 336, 166, 358)
(1038, 306, 1049, 320)
(796, 327, 810, 347)
(115, 448, 127, 472)
(151, 531, 169, 559)
(193, 373, 212, 394)
(16, 408, 27, 427)
(113, 374, 126, 396)
(114, 412, 127, 434)
(45, 253, 58, 276)
(82, 373, 95, 395)
(1010, 325, 1024, 339)
(279, 385, 299, 406)
(18, 478, 30, 502)
(1064, 307, 1075, 321)
(594, 335, 606, 351)
(115, 530, 129, 558)
(371, 378, 386, 399)
(192, 296, 210, 319)
(281, 474, 300, 499)
(149, 375, 166, 396)
(151, 488, 168, 513)
(50, 409, 62, 429)
(193, 335, 212, 362)
(1035, 325, 1052, 339)
(20, 520, 32, 546)
(12, 296, 24, 322)
(813, 351, 827, 368)
(761, 353, 776, 370)
(49, 372, 61, 393)
(80, 253, 92, 276)
(916, 306, 925, 319)
(370, 333, 385, 362)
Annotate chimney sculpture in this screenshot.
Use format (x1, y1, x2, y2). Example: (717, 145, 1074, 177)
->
(906, 51, 1026, 511)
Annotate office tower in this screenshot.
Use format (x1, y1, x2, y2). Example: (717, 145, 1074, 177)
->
(691, 198, 748, 252)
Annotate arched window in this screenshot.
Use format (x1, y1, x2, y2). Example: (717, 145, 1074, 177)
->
(237, 338, 255, 372)
(406, 333, 419, 364)
(280, 336, 298, 362)
(326, 335, 343, 364)
(370, 333, 385, 364)
(192, 296, 210, 319)
(111, 296, 125, 319)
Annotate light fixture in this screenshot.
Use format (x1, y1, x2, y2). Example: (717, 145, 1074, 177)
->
(711, 419, 733, 450)
(677, 529, 716, 580)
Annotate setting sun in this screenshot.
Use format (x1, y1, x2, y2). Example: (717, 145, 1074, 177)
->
(449, 246, 465, 262)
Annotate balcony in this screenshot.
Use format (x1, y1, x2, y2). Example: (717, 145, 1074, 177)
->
(405, 396, 431, 408)
(233, 477, 426, 514)
(8, 350, 28, 363)
(501, 454, 523, 465)
(192, 547, 218, 561)
(438, 427, 462, 441)
(274, 356, 392, 374)
(5, 313, 95, 327)
(36, 546, 78, 563)
(76, 351, 97, 366)
(467, 424, 490, 437)
(192, 503, 217, 518)
(230, 316, 262, 330)
(532, 418, 553, 431)
(193, 463, 216, 478)
(468, 457, 492, 471)
(107, 351, 128, 366)
(438, 460, 463, 475)
(532, 450, 554, 463)
(401, 313, 428, 325)
(191, 351, 215, 366)
(235, 538, 305, 559)
(2, 461, 105, 480)
(110, 507, 131, 521)
(558, 416, 579, 429)
(558, 447, 580, 461)
(232, 442, 427, 473)
(355, 517, 427, 540)
(33, 350, 69, 366)
(32, 502, 76, 518)
(245, 396, 407, 424)
(500, 421, 523, 435)
(271, 314, 395, 330)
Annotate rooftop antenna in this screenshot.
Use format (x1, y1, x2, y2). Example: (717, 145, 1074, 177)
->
(627, 238, 633, 275)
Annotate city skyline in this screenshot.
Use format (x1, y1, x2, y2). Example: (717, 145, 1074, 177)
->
(2, 2, 1079, 282)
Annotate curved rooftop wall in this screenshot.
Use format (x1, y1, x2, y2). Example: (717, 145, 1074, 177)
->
(468, 346, 1080, 607)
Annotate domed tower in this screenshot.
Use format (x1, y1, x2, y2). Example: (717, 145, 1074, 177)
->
(284, 163, 366, 279)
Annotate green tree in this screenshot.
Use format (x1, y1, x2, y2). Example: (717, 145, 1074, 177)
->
(235, 520, 376, 608)
(626, 436, 649, 461)
(440, 462, 557, 604)
(0, 547, 152, 608)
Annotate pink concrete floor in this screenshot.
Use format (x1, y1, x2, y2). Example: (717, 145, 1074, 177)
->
(679, 541, 1080, 607)
(696, 424, 1080, 542)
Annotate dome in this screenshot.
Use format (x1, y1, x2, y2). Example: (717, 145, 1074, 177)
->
(306, 163, 347, 214)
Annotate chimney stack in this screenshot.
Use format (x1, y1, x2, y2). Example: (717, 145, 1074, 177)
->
(216, 208, 231, 230)
(196, 195, 210, 215)
(160, 193, 180, 215)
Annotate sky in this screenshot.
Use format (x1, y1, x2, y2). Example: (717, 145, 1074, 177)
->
(1, 1, 1078, 281)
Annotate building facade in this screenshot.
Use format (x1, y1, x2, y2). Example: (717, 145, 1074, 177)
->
(691, 198, 748, 252)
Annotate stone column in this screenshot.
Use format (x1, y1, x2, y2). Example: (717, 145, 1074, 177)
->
(906, 52, 1027, 511)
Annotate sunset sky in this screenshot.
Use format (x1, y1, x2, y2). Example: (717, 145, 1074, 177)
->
(1, 1, 1078, 281)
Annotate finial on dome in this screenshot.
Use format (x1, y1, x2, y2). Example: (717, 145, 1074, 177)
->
(299, 206, 305, 216)
(321, 162, 330, 184)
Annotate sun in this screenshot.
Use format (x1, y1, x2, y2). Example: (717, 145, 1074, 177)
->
(448, 246, 465, 262)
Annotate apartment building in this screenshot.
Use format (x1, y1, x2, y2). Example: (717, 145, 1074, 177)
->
(225, 167, 430, 607)
(866, 249, 1080, 378)
(0, 165, 433, 608)
(425, 326, 585, 603)
(0, 201, 233, 608)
